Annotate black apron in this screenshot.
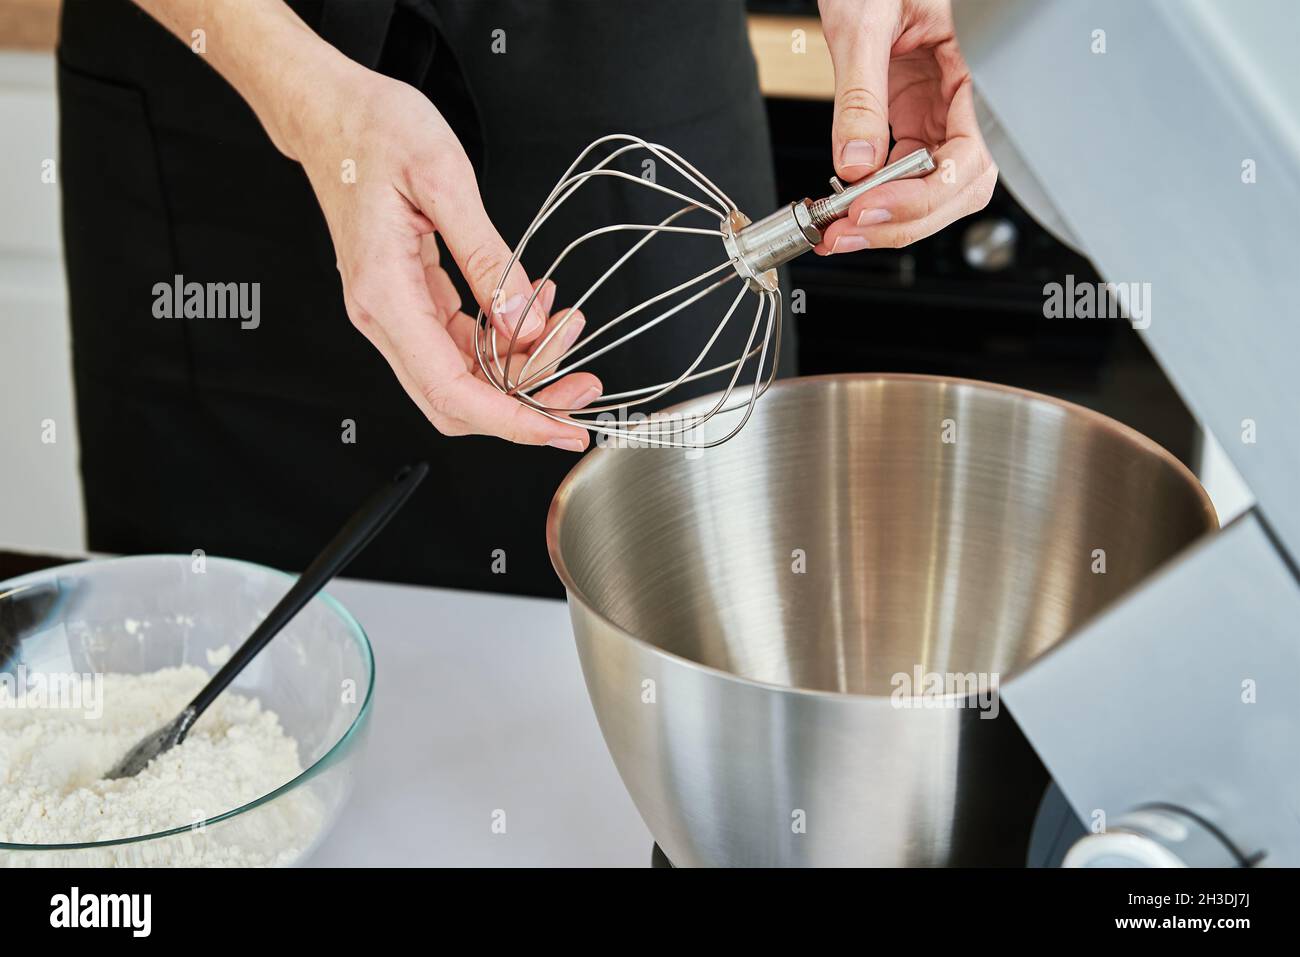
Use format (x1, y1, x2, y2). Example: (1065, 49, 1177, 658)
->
(57, 0, 792, 597)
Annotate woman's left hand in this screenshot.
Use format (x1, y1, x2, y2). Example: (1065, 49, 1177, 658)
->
(816, 0, 997, 254)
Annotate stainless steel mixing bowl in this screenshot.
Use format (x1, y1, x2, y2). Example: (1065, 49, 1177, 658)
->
(548, 373, 1217, 867)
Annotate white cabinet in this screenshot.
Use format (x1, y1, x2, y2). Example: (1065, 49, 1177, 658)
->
(0, 51, 84, 553)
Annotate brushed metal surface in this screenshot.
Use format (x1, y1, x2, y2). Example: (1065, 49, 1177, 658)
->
(1005, 511, 1300, 866)
(955, 0, 1300, 562)
(548, 374, 1216, 866)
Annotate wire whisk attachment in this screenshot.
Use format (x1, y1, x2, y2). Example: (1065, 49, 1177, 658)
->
(475, 133, 933, 449)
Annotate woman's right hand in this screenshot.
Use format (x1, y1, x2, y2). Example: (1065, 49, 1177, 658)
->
(279, 55, 601, 450)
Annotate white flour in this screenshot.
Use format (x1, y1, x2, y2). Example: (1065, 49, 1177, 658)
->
(0, 665, 323, 866)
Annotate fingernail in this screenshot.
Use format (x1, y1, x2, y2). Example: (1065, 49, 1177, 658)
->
(559, 317, 586, 352)
(546, 437, 586, 452)
(575, 385, 602, 409)
(492, 292, 525, 318)
(841, 140, 875, 170)
(521, 311, 545, 337)
(493, 292, 544, 337)
(856, 207, 892, 226)
(830, 235, 869, 254)
(540, 280, 556, 315)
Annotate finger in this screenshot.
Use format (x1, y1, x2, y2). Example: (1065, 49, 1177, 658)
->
(520, 304, 585, 388)
(399, 328, 596, 447)
(411, 165, 548, 344)
(441, 310, 479, 373)
(532, 373, 604, 413)
(346, 294, 464, 432)
(839, 137, 982, 232)
(427, 371, 594, 449)
(819, 161, 997, 251)
(418, 232, 441, 267)
(357, 242, 583, 445)
(443, 282, 564, 372)
(422, 261, 462, 320)
(844, 80, 989, 222)
(418, 233, 463, 318)
(826, 11, 895, 179)
(443, 306, 602, 418)
(536, 276, 556, 314)
(819, 82, 995, 251)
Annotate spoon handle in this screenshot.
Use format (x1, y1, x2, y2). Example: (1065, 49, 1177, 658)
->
(184, 462, 429, 729)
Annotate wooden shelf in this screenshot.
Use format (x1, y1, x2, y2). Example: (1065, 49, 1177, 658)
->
(0, 0, 60, 51)
(747, 13, 835, 101)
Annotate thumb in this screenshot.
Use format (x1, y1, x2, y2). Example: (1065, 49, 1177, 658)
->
(431, 177, 547, 344)
(829, 32, 892, 181)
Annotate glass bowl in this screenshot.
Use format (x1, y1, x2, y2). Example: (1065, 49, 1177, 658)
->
(0, 554, 373, 866)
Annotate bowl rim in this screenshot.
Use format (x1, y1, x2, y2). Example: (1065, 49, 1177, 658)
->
(0, 553, 375, 852)
(546, 371, 1220, 703)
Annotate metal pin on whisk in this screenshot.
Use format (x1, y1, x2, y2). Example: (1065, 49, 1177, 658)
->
(475, 134, 934, 449)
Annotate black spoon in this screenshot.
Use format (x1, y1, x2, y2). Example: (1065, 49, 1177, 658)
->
(105, 463, 428, 780)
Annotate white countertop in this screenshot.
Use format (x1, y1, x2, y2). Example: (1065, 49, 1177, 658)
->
(306, 576, 652, 867)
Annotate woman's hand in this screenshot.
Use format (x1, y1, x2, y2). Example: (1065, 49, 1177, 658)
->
(284, 63, 601, 450)
(817, 0, 997, 253)
(130, 0, 599, 450)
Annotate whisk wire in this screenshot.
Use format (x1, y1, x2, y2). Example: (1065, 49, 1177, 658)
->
(515, 261, 738, 396)
(476, 133, 792, 448)
(501, 212, 726, 392)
